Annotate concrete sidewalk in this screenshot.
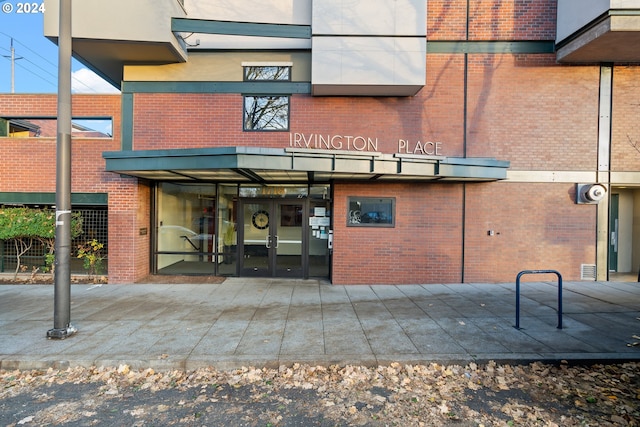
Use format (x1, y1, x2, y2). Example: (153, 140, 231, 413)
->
(1, 278, 639, 371)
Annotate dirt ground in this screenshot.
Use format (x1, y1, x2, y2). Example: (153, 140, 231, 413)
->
(1, 362, 639, 426)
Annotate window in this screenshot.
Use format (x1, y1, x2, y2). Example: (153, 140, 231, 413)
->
(0, 117, 113, 138)
(243, 96, 289, 131)
(244, 65, 290, 81)
(243, 64, 291, 131)
(347, 197, 395, 227)
(281, 204, 303, 227)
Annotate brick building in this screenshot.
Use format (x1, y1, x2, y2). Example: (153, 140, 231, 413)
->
(2, 0, 639, 284)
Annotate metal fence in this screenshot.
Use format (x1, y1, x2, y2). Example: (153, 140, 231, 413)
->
(0, 207, 108, 275)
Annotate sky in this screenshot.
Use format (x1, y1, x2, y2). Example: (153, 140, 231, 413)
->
(0, 2, 119, 94)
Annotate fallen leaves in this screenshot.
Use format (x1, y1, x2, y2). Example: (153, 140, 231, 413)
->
(1, 361, 639, 426)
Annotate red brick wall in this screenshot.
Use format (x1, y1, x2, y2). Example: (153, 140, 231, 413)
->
(612, 67, 640, 172)
(465, 55, 600, 171)
(0, 94, 121, 194)
(0, 94, 149, 284)
(132, 92, 461, 155)
(132, 65, 601, 173)
(468, 1, 557, 40)
(420, 54, 467, 156)
(0, 138, 115, 193)
(427, 0, 468, 40)
(132, 69, 469, 158)
(332, 182, 464, 284)
(463, 182, 596, 283)
(331, 181, 596, 285)
(428, 1, 557, 40)
(106, 179, 151, 283)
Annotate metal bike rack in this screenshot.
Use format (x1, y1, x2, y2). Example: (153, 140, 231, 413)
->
(515, 270, 563, 330)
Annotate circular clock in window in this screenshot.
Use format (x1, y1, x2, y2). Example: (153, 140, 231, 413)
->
(252, 210, 269, 229)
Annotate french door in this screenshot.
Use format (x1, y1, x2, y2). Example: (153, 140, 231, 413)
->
(240, 199, 305, 277)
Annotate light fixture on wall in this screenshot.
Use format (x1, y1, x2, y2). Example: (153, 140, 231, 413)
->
(575, 183, 607, 204)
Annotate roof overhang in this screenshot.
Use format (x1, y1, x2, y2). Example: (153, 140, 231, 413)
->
(557, 13, 640, 63)
(67, 39, 188, 89)
(43, 0, 189, 88)
(103, 146, 509, 183)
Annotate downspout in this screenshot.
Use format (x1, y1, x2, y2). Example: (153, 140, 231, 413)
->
(461, 0, 470, 283)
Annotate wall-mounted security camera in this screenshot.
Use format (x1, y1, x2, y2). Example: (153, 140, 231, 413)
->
(576, 183, 607, 204)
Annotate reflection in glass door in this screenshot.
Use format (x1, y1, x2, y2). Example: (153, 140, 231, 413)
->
(275, 202, 303, 276)
(242, 201, 271, 275)
(609, 194, 619, 272)
(155, 183, 216, 275)
(240, 200, 304, 277)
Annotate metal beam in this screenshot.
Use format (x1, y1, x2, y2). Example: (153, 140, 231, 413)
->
(427, 40, 555, 54)
(122, 81, 311, 95)
(172, 18, 311, 39)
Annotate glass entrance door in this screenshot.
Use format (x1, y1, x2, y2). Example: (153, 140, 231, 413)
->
(240, 200, 304, 277)
(242, 201, 271, 275)
(275, 202, 304, 276)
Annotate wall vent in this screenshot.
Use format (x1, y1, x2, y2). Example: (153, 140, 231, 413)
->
(581, 264, 597, 280)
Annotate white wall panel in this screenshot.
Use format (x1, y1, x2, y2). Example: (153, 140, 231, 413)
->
(311, 0, 426, 95)
(44, 0, 185, 44)
(185, 0, 311, 25)
(312, 0, 425, 36)
(312, 37, 425, 86)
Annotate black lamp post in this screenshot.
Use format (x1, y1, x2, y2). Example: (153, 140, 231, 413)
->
(47, 0, 76, 339)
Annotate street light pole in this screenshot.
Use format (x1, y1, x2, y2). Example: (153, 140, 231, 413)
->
(10, 38, 15, 93)
(2, 38, 22, 93)
(47, 0, 76, 339)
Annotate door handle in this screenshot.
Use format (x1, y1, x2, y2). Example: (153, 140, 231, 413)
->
(274, 235, 279, 249)
(265, 235, 271, 249)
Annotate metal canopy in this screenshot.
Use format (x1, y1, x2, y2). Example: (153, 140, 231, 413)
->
(103, 146, 509, 183)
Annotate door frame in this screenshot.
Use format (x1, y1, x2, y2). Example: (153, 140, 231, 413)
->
(609, 193, 619, 272)
(238, 198, 308, 278)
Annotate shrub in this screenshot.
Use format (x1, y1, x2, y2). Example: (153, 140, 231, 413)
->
(0, 208, 83, 279)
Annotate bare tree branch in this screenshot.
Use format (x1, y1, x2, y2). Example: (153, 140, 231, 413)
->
(627, 134, 640, 154)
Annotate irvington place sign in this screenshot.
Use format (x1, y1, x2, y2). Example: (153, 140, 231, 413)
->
(289, 132, 443, 156)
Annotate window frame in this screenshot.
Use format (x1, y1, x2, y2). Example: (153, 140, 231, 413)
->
(347, 197, 396, 228)
(242, 63, 292, 132)
(243, 65, 291, 82)
(0, 116, 114, 139)
(243, 95, 290, 132)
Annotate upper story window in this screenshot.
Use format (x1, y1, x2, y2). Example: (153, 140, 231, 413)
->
(243, 96, 290, 131)
(243, 63, 291, 131)
(244, 65, 291, 81)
